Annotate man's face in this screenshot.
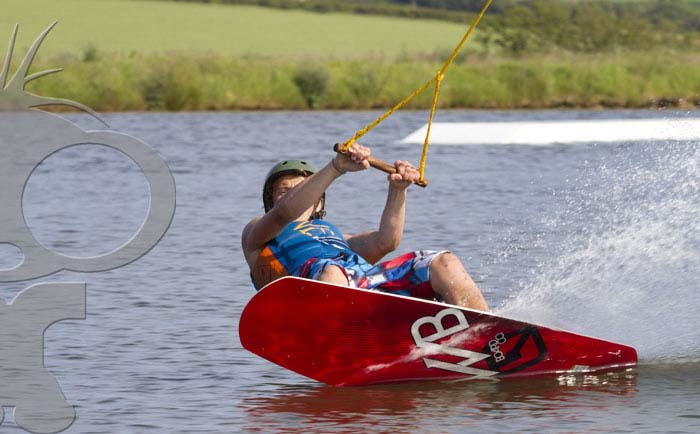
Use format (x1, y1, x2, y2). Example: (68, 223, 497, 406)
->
(271, 174, 307, 206)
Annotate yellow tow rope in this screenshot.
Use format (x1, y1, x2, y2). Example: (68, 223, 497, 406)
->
(339, 0, 494, 184)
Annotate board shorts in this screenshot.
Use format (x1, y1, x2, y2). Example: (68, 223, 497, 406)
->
(298, 250, 448, 301)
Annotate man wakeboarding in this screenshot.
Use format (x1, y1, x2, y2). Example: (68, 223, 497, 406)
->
(241, 142, 489, 311)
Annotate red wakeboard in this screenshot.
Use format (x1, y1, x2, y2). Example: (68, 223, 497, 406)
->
(239, 277, 637, 386)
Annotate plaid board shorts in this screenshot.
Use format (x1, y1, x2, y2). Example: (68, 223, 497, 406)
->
(298, 250, 448, 301)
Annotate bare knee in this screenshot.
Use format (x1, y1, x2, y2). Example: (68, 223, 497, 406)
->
(429, 252, 489, 311)
(318, 265, 349, 286)
(430, 252, 464, 276)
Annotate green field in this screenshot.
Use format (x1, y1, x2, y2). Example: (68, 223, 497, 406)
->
(4, 0, 700, 111)
(1, 0, 478, 57)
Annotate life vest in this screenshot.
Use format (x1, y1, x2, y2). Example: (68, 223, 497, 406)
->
(251, 219, 356, 290)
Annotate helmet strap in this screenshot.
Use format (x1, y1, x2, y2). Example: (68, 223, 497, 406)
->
(309, 196, 326, 220)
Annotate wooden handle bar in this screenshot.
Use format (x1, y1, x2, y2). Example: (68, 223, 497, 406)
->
(333, 144, 428, 188)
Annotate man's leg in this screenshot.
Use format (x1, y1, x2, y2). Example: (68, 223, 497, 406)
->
(429, 252, 489, 311)
(318, 264, 350, 286)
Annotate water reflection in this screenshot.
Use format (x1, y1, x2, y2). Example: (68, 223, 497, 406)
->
(241, 369, 638, 432)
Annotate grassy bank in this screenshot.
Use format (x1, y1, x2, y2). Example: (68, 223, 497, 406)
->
(26, 51, 700, 111)
(7, 0, 700, 111)
(1, 0, 475, 57)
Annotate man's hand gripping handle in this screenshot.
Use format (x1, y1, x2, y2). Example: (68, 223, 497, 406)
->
(333, 144, 428, 187)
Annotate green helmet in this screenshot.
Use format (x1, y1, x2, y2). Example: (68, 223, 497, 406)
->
(262, 160, 325, 218)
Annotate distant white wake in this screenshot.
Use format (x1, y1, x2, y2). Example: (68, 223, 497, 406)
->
(401, 118, 700, 145)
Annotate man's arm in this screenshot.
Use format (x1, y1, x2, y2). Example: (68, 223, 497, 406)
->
(242, 145, 371, 256)
(347, 161, 420, 264)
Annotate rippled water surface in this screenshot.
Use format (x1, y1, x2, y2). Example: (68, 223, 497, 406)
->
(2, 110, 699, 433)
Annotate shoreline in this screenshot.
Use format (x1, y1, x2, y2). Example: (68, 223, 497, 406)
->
(26, 51, 700, 112)
(50, 107, 700, 114)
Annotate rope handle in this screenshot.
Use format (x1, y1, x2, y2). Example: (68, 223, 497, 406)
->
(333, 144, 428, 188)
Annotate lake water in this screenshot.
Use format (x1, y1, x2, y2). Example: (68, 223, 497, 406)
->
(1, 110, 699, 433)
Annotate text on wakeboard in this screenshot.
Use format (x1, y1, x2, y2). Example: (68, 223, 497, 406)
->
(410, 308, 496, 379)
